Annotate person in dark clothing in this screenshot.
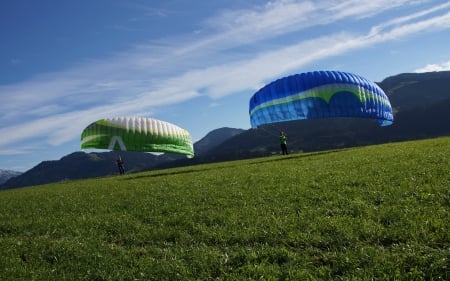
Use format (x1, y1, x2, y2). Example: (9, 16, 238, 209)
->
(116, 156, 125, 174)
(279, 131, 288, 155)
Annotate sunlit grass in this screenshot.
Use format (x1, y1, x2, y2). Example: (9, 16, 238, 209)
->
(0, 137, 449, 280)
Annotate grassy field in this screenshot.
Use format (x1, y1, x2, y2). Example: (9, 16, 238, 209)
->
(0, 137, 449, 280)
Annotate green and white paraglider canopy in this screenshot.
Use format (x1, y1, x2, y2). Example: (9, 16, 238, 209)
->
(80, 116, 194, 158)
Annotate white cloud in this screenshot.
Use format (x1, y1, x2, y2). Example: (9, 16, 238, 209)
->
(369, 1, 450, 36)
(208, 102, 220, 108)
(415, 60, 450, 72)
(1, 0, 450, 156)
(326, 0, 410, 19)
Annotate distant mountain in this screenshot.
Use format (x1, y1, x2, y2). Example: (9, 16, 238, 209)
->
(0, 169, 22, 185)
(379, 71, 450, 111)
(194, 127, 246, 155)
(0, 128, 244, 190)
(0, 151, 159, 190)
(2, 71, 450, 190)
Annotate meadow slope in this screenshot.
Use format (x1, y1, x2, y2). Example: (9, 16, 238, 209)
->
(0, 137, 449, 280)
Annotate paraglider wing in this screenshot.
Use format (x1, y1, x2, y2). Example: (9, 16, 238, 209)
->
(80, 117, 194, 157)
(249, 70, 394, 128)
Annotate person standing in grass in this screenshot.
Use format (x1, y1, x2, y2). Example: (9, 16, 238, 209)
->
(116, 156, 125, 174)
(279, 131, 288, 155)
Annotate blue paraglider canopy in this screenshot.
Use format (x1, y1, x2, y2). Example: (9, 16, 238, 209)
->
(249, 70, 394, 128)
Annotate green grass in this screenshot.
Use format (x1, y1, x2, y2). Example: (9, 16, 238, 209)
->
(1, 137, 449, 280)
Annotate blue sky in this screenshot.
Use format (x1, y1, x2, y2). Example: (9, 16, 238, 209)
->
(1, 0, 450, 172)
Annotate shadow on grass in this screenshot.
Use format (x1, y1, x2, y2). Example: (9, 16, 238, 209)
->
(251, 149, 343, 165)
(123, 168, 215, 180)
(122, 149, 343, 180)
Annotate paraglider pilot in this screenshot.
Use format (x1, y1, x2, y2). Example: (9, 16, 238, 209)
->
(279, 131, 288, 155)
(116, 156, 125, 175)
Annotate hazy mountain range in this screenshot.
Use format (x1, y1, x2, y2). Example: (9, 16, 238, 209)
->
(0, 170, 22, 185)
(2, 71, 450, 190)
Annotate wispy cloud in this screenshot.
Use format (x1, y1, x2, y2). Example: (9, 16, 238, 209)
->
(1, 0, 450, 157)
(9, 58, 22, 66)
(368, 1, 450, 36)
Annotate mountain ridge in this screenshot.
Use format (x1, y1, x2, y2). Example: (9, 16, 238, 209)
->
(2, 71, 450, 190)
